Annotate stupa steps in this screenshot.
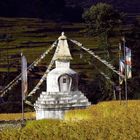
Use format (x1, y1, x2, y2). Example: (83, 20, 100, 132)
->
(34, 102, 90, 110)
(39, 93, 85, 100)
(35, 97, 89, 105)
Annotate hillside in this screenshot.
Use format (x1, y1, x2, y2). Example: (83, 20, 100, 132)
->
(0, 17, 139, 113)
(0, 18, 111, 110)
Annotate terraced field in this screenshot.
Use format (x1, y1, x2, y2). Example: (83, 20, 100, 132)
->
(0, 17, 120, 109)
(0, 18, 98, 72)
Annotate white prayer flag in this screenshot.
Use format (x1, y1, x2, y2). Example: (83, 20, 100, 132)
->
(21, 54, 28, 100)
(119, 58, 125, 84)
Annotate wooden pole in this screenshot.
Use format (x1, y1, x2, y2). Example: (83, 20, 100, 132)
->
(118, 43, 122, 104)
(113, 84, 116, 100)
(21, 53, 25, 126)
(122, 37, 128, 105)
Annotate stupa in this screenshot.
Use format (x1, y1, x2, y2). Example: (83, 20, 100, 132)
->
(34, 32, 90, 120)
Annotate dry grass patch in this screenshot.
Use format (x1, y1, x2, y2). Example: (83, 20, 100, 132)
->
(0, 101, 140, 140)
(0, 112, 35, 121)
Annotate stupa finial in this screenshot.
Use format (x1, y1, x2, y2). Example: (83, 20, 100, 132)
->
(58, 32, 66, 40)
(54, 32, 72, 61)
(61, 32, 64, 36)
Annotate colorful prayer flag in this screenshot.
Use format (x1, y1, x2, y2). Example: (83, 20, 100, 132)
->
(125, 47, 132, 79)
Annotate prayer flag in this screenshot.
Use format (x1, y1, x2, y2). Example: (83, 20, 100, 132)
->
(21, 54, 28, 100)
(125, 47, 132, 78)
(119, 58, 125, 84)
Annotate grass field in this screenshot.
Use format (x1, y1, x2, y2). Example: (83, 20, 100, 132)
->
(0, 100, 140, 140)
(0, 112, 35, 121)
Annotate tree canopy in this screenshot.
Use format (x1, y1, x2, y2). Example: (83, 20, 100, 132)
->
(82, 3, 122, 35)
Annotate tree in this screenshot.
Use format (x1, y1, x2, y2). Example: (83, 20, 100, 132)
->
(83, 3, 122, 53)
(82, 3, 122, 36)
(82, 3, 123, 99)
(83, 3, 124, 60)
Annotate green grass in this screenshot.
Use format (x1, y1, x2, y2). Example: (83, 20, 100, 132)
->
(0, 67, 17, 72)
(0, 100, 140, 140)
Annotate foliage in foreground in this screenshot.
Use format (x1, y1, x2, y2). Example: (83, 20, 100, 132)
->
(0, 100, 140, 140)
